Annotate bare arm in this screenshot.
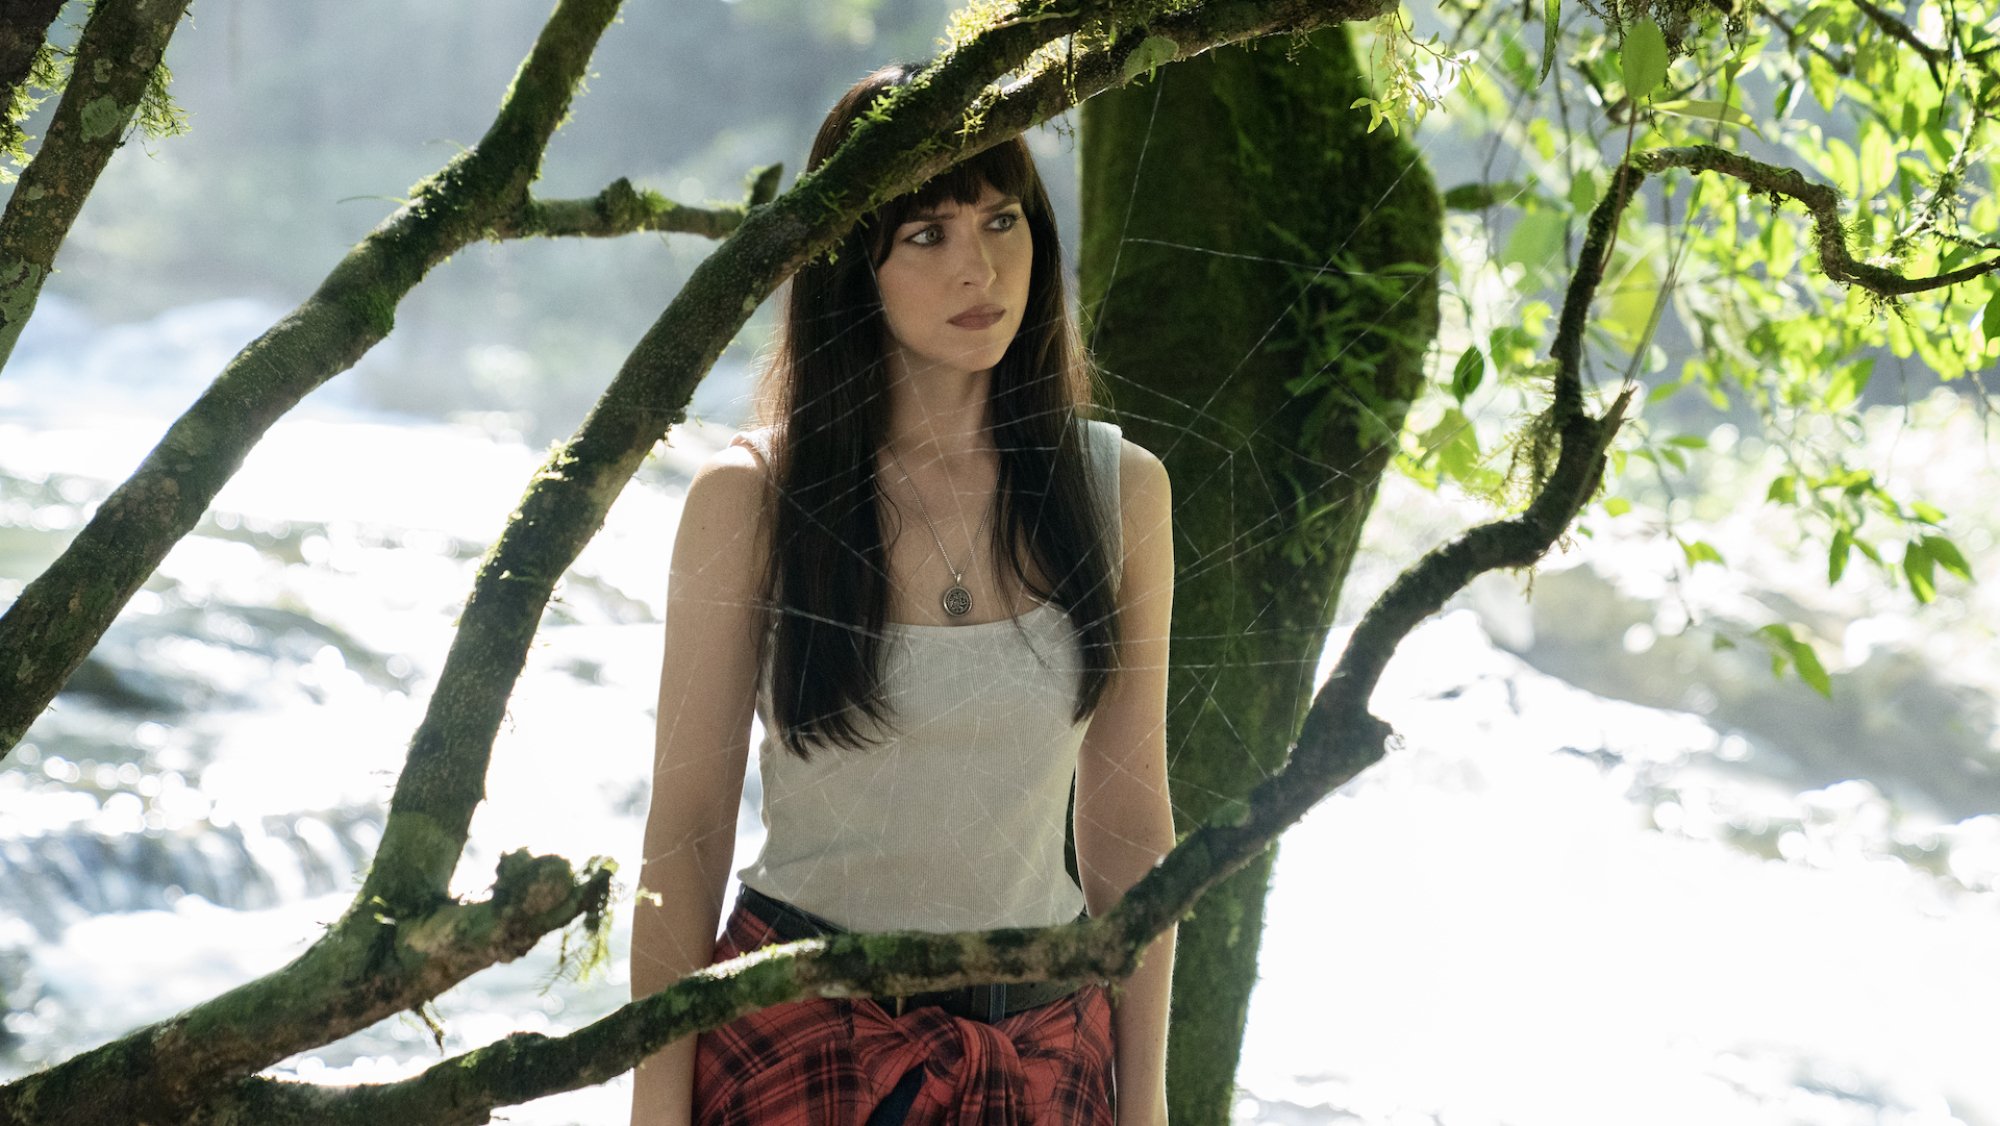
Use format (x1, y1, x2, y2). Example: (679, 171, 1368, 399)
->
(1075, 438, 1177, 1126)
(629, 443, 770, 1126)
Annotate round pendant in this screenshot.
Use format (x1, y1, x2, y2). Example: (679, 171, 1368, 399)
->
(941, 585, 973, 617)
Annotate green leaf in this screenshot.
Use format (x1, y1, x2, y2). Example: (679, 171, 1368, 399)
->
(1540, 0, 1561, 85)
(1679, 538, 1725, 567)
(1500, 210, 1568, 271)
(1806, 52, 1840, 111)
(1763, 217, 1799, 278)
(1859, 120, 1894, 199)
(1982, 291, 2000, 341)
(1488, 323, 1536, 370)
(1755, 624, 1832, 697)
(1443, 182, 1520, 210)
(1665, 434, 1708, 449)
(1774, 78, 1801, 119)
(1568, 169, 1598, 214)
(1823, 357, 1874, 411)
(1648, 380, 1681, 404)
(1767, 474, 1798, 505)
(1450, 347, 1485, 402)
(1921, 535, 1973, 581)
(1652, 98, 1761, 136)
(1826, 467, 1875, 496)
(1604, 495, 1632, 516)
(1904, 540, 1937, 602)
(1622, 18, 1669, 102)
(1910, 502, 1947, 524)
(1756, 623, 1797, 678)
(1829, 528, 1852, 583)
(1922, 119, 1953, 162)
(1428, 408, 1483, 482)
(1790, 640, 1833, 697)
(1824, 138, 1860, 197)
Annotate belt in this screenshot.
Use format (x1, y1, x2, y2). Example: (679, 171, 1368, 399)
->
(736, 885, 1082, 1024)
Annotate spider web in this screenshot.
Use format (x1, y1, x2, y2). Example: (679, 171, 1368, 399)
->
(1, 3, 1996, 1125)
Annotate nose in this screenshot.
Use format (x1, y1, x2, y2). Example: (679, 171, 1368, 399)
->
(958, 233, 998, 288)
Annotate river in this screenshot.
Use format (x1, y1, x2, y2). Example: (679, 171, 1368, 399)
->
(2, 296, 1996, 1124)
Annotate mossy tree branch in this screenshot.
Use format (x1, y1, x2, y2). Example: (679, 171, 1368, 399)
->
(0, 0, 64, 135)
(1626, 144, 2000, 294)
(0, 0, 627, 761)
(494, 164, 785, 240)
(1849, 0, 1949, 83)
(0, 850, 614, 1126)
(0, 0, 194, 368)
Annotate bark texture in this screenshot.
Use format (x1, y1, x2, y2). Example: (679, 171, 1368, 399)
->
(0, 0, 63, 111)
(0, 0, 629, 758)
(1079, 28, 1442, 1123)
(0, 0, 193, 368)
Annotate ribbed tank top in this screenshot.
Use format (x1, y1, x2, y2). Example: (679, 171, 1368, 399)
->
(728, 419, 1124, 933)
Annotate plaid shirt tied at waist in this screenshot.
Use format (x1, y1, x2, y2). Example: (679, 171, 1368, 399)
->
(692, 897, 1115, 1126)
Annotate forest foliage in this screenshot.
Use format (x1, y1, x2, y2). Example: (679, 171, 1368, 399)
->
(1356, 0, 1994, 692)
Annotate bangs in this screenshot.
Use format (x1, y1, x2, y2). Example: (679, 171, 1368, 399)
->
(864, 139, 1037, 263)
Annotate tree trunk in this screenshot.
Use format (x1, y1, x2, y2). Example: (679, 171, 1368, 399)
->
(1079, 28, 1441, 1123)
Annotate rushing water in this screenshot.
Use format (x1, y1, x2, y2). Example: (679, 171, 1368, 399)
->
(2, 297, 1996, 1124)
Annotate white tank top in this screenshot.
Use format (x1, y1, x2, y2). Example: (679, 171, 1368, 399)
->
(729, 419, 1123, 933)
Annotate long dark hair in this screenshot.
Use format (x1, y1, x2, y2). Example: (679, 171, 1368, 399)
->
(756, 63, 1121, 759)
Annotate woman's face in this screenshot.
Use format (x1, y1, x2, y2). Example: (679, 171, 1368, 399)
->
(874, 181, 1033, 380)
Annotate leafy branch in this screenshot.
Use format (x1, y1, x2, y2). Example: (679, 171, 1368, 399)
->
(1626, 143, 2000, 295)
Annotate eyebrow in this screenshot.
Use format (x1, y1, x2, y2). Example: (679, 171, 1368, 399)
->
(903, 195, 1022, 223)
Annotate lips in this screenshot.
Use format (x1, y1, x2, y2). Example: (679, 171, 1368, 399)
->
(948, 305, 1005, 329)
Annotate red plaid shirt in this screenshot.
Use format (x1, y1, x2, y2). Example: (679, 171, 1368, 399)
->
(693, 900, 1115, 1125)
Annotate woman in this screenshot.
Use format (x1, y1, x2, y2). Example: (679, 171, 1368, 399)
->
(630, 63, 1176, 1126)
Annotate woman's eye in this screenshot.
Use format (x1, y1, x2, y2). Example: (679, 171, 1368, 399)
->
(905, 212, 1019, 246)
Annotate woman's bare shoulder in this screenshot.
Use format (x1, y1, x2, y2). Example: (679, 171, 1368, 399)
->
(689, 428, 782, 499)
(1116, 437, 1169, 509)
(673, 440, 773, 587)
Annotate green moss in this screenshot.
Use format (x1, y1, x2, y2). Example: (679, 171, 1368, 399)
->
(78, 96, 125, 142)
(338, 284, 398, 340)
(547, 858, 617, 987)
(136, 60, 190, 141)
(0, 256, 47, 367)
(364, 811, 458, 912)
(1122, 36, 1180, 83)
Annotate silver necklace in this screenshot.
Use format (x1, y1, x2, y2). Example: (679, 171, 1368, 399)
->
(886, 446, 993, 618)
